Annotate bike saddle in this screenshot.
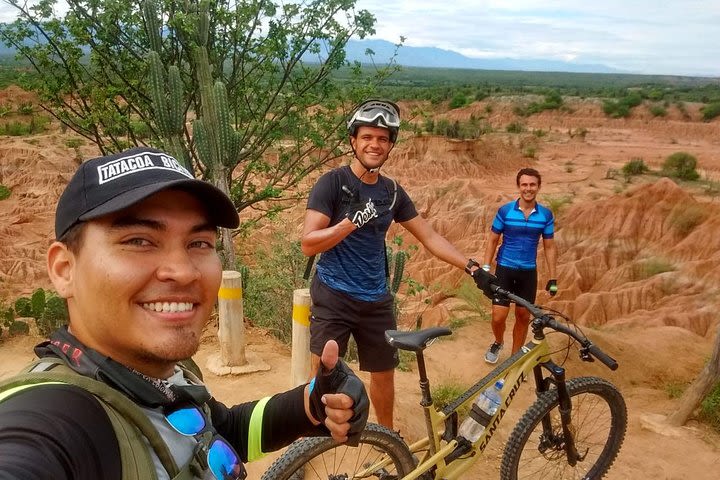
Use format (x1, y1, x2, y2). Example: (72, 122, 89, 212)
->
(385, 327, 452, 352)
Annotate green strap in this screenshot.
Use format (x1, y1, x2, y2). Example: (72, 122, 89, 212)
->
(246, 396, 271, 461)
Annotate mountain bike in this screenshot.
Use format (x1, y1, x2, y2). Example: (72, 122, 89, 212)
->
(262, 284, 627, 479)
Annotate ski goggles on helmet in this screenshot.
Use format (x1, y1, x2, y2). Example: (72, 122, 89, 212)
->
(165, 404, 247, 480)
(347, 100, 401, 130)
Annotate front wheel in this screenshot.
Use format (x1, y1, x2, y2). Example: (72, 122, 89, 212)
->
(261, 422, 416, 480)
(501, 376, 627, 480)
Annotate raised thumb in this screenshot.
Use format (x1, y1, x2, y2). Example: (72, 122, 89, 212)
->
(320, 339, 339, 373)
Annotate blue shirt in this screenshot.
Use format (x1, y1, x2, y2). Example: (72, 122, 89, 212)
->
(307, 166, 417, 301)
(492, 199, 554, 270)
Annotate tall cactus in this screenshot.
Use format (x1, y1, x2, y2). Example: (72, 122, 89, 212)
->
(144, 0, 190, 169)
(390, 250, 406, 295)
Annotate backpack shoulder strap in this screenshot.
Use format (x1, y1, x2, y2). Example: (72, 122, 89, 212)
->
(0, 364, 175, 480)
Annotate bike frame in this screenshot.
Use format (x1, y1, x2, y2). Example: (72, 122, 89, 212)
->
(371, 331, 572, 480)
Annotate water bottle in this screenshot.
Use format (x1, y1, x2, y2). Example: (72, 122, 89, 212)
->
(458, 379, 504, 443)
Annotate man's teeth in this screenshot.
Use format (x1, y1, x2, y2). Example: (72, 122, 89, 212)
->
(142, 302, 194, 313)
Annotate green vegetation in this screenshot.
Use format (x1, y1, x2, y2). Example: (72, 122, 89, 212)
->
(664, 381, 686, 399)
(506, 121, 526, 133)
(0, 184, 10, 201)
(621, 158, 649, 177)
(633, 257, 676, 280)
(662, 152, 700, 181)
(450, 278, 491, 327)
(396, 350, 415, 372)
(64, 138, 84, 149)
(3, 288, 68, 337)
(514, 90, 564, 116)
(649, 104, 667, 117)
(699, 382, 720, 432)
(241, 236, 307, 345)
(1, 0, 398, 268)
(701, 102, 720, 121)
(543, 194, 573, 216)
(431, 381, 470, 417)
(668, 203, 708, 236)
(425, 116, 492, 139)
(602, 91, 643, 118)
(0, 116, 50, 136)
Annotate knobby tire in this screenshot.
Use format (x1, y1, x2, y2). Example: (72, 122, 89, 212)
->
(261, 422, 416, 480)
(500, 376, 627, 480)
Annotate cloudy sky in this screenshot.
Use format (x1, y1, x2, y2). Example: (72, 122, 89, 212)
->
(355, 0, 720, 76)
(0, 1, 717, 77)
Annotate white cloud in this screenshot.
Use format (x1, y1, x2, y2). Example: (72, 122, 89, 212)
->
(0, 1, 717, 75)
(355, 0, 720, 75)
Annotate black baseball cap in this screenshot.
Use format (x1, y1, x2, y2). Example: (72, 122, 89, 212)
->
(55, 147, 240, 239)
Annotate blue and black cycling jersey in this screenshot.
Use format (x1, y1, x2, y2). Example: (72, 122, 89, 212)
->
(492, 199, 554, 270)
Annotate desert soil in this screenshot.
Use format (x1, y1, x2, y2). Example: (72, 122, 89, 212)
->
(1, 88, 720, 478)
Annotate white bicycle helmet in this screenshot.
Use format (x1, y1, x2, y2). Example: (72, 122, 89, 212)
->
(347, 99, 401, 143)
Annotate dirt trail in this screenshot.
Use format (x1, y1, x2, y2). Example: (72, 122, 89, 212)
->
(1, 93, 720, 478)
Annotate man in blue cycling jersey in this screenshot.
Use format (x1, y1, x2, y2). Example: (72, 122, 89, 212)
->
(481, 168, 557, 364)
(301, 99, 479, 429)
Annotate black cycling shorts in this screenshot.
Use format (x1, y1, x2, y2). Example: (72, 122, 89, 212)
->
(309, 277, 399, 372)
(492, 265, 537, 307)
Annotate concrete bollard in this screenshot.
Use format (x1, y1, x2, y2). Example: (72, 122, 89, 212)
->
(218, 270, 246, 366)
(291, 288, 312, 387)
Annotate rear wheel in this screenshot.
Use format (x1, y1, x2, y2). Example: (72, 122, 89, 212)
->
(261, 423, 416, 480)
(501, 376, 627, 479)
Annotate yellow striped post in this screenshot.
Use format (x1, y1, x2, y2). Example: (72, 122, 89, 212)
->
(218, 270, 246, 366)
(291, 288, 312, 387)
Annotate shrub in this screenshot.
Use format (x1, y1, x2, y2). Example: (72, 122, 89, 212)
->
(668, 203, 708, 236)
(699, 381, 720, 432)
(0, 184, 10, 201)
(65, 138, 84, 149)
(449, 93, 468, 109)
(621, 158, 649, 177)
(16, 102, 34, 114)
(242, 237, 306, 345)
(543, 195, 573, 216)
(649, 104, 667, 117)
(506, 122, 525, 133)
(662, 152, 700, 181)
(633, 257, 675, 280)
(701, 102, 720, 121)
(602, 100, 630, 118)
(14, 297, 32, 317)
(451, 278, 491, 325)
(8, 320, 29, 336)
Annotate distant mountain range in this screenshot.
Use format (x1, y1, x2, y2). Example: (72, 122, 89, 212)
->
(342, 39, 624, 74)
(0, 35, 623, 75)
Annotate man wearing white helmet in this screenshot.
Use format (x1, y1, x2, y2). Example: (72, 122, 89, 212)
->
(301, 99, 480, 429)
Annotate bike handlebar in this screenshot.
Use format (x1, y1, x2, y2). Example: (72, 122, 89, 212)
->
(490, 284, 619, 370)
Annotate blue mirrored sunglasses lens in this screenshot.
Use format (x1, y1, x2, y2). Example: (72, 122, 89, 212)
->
(165, 407, 206, 436)
(208, 438, 244, 480)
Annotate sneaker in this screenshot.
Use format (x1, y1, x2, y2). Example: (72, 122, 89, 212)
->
(484, 342, 503, 364)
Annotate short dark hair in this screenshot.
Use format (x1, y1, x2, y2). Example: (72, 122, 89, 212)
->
(58, 222, 87, 254)
(516, 168, 541, 187)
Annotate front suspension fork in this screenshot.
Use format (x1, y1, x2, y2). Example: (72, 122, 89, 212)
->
(533, 362, 584, 465)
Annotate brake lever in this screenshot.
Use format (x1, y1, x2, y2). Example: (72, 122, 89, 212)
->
(578, 347, 595, 362)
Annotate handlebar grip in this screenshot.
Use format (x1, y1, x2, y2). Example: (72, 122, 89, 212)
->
(588, 344, 618, 370)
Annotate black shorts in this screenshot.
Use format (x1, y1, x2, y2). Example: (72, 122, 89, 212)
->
(492, 265, 537, 307)
(309, 276, 398, 372)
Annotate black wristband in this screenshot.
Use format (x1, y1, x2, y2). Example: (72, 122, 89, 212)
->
(465, 258, 480, 274)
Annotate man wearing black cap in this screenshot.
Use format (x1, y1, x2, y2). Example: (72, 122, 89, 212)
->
(0, 147, 369, 479)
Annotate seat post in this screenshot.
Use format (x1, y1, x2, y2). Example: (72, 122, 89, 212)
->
(416, 351, 433, 407)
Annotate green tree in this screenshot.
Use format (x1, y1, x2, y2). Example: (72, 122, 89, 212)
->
(1, 0, 399, 266)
